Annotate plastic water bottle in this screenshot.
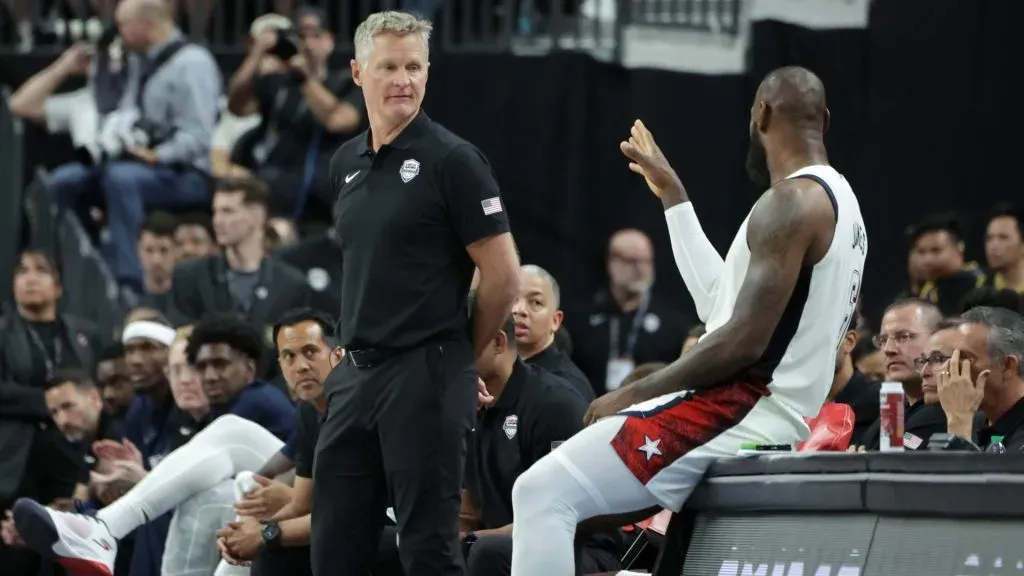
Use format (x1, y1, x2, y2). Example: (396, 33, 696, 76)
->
(879, 381, 905, 452)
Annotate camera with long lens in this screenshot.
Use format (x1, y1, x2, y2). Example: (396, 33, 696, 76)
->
(267, 25, 301, 62)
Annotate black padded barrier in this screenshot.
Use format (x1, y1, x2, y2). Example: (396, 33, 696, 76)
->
(657, 453, 1024, 576)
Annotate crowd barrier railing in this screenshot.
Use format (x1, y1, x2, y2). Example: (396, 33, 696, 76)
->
(655, 452, 1024, 576)
(0, 0, 744, 60)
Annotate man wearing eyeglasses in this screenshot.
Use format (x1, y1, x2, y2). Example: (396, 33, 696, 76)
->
(565, 228, 695, 396)
(858, 298, 947, 450)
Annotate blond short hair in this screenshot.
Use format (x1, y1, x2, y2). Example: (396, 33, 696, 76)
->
(354, 11, 432, 66)
(174, 325, 194, 345)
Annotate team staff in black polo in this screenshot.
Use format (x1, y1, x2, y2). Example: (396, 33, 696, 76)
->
(313, 10, 521, 576)
(463, 303, 621, 576)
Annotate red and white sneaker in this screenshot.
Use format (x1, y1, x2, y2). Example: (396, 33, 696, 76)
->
(12, 498, 117, 576)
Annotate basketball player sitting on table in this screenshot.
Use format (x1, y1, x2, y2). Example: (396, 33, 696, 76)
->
(507, 65, 868, 575)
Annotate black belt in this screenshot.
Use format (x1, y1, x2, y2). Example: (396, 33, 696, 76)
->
(346, 348, 401, 369)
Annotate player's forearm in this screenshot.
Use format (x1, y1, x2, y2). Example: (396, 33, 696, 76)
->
(664, 203, 724, 321)
(633, 320, 760, 399)
(472, 274, 520, 358)
(279, 515, 312, 547)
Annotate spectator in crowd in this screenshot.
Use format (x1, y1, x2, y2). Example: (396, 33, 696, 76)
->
(44, 369, 120, 460)
(908, 213, 985, 316)
(681, 322, 705, 354)
(828, 319, 881, 446)
(42, 0, 220, 292)
(136, 210, 179, 313)
(0, 250, 99, 576)
(959, 286, 1023, 315)
(12, 315, 296, 576)
(7, 33, 127, 153)
(461, 311, 621, 575)
(858, 299, 946, 450)
(851, 332, 886, 383)
(277, 203, 343, 317)
(566, 228, 693, 394)
(187, 315, 295, 437)
(165, 325, 210, 449)
(174, 211, 217, 261)
(168, 178, 311, 375)
(105, 314, 178, 576)
(94, 342, 135, 432)
(982, 202, 1024, 294)
(514, 264, 594, 401)
(939, 307, 1024, 451)
(227, 6, 364, 222)
(216, 308, 342, 575)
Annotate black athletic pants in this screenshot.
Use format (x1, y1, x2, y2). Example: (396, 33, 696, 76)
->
(311, 340, 477, 576)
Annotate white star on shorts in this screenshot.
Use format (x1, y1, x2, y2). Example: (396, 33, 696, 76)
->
(638, 435, 663, 461)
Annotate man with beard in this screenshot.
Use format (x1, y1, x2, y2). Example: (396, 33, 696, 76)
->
(43, 370, 122, 473)
(514, 265, 594, 401)
(507, 66, 868, 576)
(565, 229, 693, 395)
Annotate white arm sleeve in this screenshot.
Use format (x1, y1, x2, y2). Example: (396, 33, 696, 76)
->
(665, 202, 724, 321)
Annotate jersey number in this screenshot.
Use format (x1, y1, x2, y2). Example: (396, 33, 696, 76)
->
(836, 269, 862, 348)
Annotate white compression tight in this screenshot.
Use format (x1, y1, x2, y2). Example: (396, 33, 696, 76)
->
(97, 415, 285, 539)
(509, 415, 663, 576)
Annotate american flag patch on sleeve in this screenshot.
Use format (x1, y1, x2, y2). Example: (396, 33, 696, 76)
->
(481, 197, 503, 215)
(904, 432, 923, 450)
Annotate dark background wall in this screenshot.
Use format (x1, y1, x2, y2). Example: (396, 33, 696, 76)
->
(0, 0, 1019, 325)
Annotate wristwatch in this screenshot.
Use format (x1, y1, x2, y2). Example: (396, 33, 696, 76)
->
(262, 521, 282, 550)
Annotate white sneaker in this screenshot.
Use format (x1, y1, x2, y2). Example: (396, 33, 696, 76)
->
(12, 498, 117, 576)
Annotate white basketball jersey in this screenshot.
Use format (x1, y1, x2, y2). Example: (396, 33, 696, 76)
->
(704, 165, 867, 420)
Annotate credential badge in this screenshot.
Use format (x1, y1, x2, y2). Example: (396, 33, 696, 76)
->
(503, 415, 519, 440)
(400, 159, 421, 183)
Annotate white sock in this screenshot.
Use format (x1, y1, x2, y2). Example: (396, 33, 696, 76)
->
(97, 415, 284, 539)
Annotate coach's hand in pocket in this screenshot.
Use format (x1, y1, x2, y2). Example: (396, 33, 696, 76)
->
(234, 474, 293, 520)
(584, 385, 641, 426)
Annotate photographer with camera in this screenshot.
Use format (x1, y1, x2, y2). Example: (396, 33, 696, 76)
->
(226, 7, 364, 225)
(8, 26, 128, 162)
(39, 0, 221, 295)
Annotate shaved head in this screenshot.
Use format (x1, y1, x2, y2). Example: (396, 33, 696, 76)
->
(746, 66, 829, 187)
(754, 66, 828, 129)
(118, 0, 172, 22)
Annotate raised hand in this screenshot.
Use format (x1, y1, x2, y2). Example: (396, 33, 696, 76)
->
(619, 120, 685, 201)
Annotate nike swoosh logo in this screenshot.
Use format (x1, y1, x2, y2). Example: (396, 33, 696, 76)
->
(345, 171, 360, 184)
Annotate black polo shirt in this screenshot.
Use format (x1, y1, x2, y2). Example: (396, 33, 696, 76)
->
(465, 359, 586, 528)
(291, 402, 323, 479)
(980, 395, 1024, 453)
(525, 344, 595, 402)
(330, 111, 510, 349)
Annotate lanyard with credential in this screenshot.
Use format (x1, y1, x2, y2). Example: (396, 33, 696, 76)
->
(608, 292, 651, 359)
(27, 327, 63, 380)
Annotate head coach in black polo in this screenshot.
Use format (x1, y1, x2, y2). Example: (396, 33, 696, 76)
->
(312, 10, 521, 576)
